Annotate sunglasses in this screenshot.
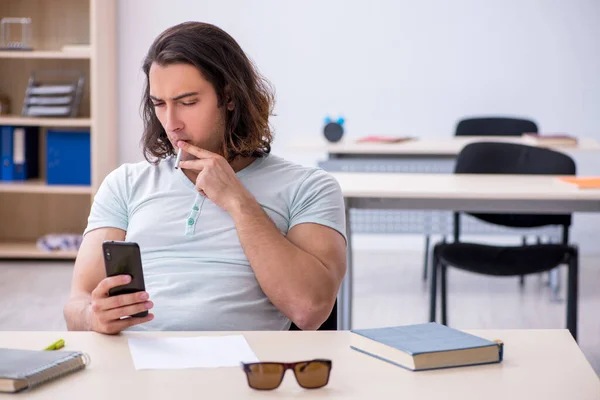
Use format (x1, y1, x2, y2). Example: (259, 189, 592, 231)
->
(241, 359, 332, 390)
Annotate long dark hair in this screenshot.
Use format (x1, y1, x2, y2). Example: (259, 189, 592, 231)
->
(140, 21, 274, 163)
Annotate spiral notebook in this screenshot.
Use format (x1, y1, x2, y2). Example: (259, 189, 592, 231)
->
(0, 348, 88, 393)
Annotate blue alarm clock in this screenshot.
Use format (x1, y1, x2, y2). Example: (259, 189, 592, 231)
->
(323, 116, 345, 143)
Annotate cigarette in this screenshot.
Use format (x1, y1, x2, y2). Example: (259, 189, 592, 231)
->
(174, 148, 183, 169)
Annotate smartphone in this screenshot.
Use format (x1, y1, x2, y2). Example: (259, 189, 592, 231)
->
(102, 240, 148, 318)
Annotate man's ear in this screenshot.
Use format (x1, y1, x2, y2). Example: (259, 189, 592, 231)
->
(225, 85, 234, 111)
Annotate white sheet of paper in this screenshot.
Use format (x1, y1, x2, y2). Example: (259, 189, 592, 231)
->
(127, 335, 259, 370)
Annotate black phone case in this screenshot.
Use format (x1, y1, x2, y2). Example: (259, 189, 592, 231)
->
(102, 241, 148, 318)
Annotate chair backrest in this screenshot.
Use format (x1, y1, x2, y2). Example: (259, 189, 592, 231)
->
(455, 117, 538, 136)
(454, 142, 575, 230)
(289, 301, 337, 331)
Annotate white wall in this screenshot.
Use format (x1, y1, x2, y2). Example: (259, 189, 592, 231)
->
(118, 0, 600, 163)
(117, 0, 600, 252)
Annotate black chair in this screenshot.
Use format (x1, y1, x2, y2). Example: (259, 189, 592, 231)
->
(428, 142, 579, 340)
(422, 117, 539, 282)
(289, 301, 337, 331)
(455, 117, 538, 136)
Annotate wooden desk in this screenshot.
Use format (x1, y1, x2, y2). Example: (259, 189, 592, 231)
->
(333, 173, 600, 330)
(1, 330, 598, 399)
(291, 136, 600, 157)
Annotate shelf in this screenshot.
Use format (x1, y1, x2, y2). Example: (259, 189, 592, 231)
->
(0, 116, 91, 128)
(0, 241, 77, 260)
(0, 1, 116, 263)
(0, 50, 91, 60)
(0, 180, 92, 195)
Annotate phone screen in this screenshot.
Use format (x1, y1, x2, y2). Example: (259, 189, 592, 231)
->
(102, 241, 148, 317)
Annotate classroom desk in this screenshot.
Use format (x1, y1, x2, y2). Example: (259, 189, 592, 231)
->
(301, 137, 600, 305)
(1, 330, 598, 399)
(291, 136, 600, 157)
(333, 172, 600, 330)
(302, 136, 600, 245)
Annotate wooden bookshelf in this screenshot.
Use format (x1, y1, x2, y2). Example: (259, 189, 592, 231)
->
(0, 50, 91, 59)
(0, 0, 117, 260)
(0, 179, 92, 194)
(0, 116, 92, 128)
(0, 242, 78, 259)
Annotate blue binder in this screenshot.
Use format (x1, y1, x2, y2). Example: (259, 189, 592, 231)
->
(0, 126, 12, 181)
(46, 129, 90, 185)
(0, 126, 40, 181)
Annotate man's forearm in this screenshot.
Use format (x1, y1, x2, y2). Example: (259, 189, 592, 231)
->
(64, 295, 93, 331)
(230, 198, 338, 330)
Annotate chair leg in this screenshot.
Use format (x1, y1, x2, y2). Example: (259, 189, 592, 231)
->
(441, 264, 448, 326)
(519, 236, 527, 286)
(547, 237, 562, 296)
(550, 268, 562, 302)
(566, 251, 579, 341)
(422, 235, 430, 282)
(429, 251, 438, 322)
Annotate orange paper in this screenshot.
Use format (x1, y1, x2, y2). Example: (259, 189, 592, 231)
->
(558, 177, 600, 189)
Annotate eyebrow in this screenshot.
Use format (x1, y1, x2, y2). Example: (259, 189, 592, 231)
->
(149, 92, 199, 102)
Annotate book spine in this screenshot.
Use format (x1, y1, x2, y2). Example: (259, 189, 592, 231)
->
(21, 353, 87, 392)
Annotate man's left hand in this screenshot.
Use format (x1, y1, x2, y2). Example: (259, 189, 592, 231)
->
(177, 141, 252, 213)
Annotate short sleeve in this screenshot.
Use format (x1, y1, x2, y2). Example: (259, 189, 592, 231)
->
(83, 165, 129, 235)
(288, 169, 346, 242)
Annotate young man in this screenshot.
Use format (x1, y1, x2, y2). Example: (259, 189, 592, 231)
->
(63, 22, 347, 334)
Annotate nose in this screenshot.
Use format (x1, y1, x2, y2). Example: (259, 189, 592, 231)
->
(165, 106, 184, 134)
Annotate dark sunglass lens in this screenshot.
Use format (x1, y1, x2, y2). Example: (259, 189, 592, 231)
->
(293, 361, 331, 389)
(244, 363, 285, 390)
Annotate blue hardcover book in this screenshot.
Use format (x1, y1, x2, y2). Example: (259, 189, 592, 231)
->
(350, 322, 503, 371)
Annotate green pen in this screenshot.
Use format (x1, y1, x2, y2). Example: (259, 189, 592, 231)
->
(44, 339, 65, 351)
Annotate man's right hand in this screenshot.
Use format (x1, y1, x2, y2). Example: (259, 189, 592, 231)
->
(88, 275, 154, 334)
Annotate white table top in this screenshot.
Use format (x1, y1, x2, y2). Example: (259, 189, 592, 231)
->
(333, 173, 600, 213)
(289, 136, 600, 155)
(1, 330, 598, 399)
(333, 173, 600, 200)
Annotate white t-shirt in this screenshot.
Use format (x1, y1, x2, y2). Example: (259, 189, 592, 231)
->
(84, 153, 346, 331)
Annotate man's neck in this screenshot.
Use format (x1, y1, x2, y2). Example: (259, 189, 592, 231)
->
(230, 156, 257, 173)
